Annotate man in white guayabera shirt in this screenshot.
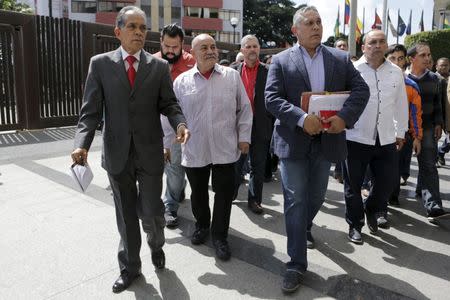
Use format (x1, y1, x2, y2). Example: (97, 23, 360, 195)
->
(344, 30, 408, 244)
(173, 34, 253, 261)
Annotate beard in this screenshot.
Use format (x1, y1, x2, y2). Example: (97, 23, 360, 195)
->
(161, 47, 182, 64)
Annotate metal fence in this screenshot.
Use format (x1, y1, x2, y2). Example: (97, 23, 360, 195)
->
(0, 10, 238, 131)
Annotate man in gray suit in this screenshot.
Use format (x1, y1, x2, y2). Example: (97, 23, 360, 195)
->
(265, 6, 369, 294)
(71, 6, 189, 294)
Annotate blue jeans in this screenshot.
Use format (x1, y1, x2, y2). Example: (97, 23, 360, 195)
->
(417, 128, 442, 212)
(280, 143, 331, 273)
(163, 143, 186, 212)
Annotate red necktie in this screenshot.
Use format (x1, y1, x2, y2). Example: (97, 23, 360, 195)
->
(125, 55, 137, 87)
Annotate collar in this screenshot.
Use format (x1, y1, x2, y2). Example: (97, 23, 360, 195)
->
(356, 55, 389, 70)
(405, 67, 429, 79)
(192, 63, 223, 76)
(298, 43, 323, 57)
(243, 60, 260, 70)
(120, 46, 141, 62)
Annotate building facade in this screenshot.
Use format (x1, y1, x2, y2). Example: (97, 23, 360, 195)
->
(434, 0, 450, 29)
(20, 0, 242, 43)
(182, 0, 243, 44)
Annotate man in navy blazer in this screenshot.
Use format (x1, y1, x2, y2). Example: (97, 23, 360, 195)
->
(265, 6, 369, 293)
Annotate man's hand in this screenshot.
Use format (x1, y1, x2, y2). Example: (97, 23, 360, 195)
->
(303, 114, 323, 135)
(176, 124, 190, 144)
(323, 115, 346, 134)
(435, 125, 442, 141)
(396, 138, 405, 151)
(163, 148, 171, 163)
(71, 148, 88, 165)
(238, 142, 250, 154)
(412, 138, 421, 155)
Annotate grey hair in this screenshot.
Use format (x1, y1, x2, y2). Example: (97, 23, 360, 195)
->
(240, 34, 259, 49)
(292, 6, 319, 26)
(116, 6, 147, 28)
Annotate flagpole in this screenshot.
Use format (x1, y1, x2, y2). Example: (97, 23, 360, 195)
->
(343, 0, 346, 36)
(386, 9, 390, 40)
(397, 9, 400, 44)
(362, 7, 365, 34)
(382, 0, 388, 33)
(348, 0, 357, 56)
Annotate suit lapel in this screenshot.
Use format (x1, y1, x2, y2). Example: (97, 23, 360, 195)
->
(322, 47, 335, 92)
(111, 48, 131, 90)
(131, 51, 153, 96)
(289, 47, 311, 91)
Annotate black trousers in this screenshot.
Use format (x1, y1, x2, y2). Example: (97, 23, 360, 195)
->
(343, 139, 397, 230)
(235, 140, 270, 204)
(108, 142, 165, 275)
(185, 163, 235, 240)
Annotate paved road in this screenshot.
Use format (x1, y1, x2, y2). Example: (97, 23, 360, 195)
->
(0, 128, 449, 299)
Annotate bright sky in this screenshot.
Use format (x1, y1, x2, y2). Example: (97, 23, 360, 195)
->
(293, 0, 434, 45)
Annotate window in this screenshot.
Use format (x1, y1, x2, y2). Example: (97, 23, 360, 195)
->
(219, 9, 240, 21)
(172, 6, 181, 19)
(218, 31, 239, 43)
(71, 1, 96, 13)
(98, 1, 129, 12)
(185, 7, 219, 18)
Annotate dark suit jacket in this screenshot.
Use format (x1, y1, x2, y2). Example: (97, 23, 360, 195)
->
(75, 48, 186, 175)
(265, 45, 370, 162)
(234, 62, 273, 143)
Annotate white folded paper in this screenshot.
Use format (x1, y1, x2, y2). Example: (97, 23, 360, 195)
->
(69, 163, 94, 192)
(308, 93, 349, 115)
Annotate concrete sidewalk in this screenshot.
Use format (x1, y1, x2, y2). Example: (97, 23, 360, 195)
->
(0, 130, 449, 300)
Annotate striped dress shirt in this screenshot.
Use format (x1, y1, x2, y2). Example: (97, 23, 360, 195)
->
(173, 64, 253, 168)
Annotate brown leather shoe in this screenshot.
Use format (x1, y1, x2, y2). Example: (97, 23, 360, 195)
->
(248, 201, 263, 214)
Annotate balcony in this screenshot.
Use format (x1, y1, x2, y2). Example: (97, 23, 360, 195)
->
(182, 16, 222, 31)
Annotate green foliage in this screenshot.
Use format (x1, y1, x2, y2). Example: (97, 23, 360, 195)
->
(243, 0, 299, 47)
(404, 29, 450, 59)
(0, 0, 33, 14)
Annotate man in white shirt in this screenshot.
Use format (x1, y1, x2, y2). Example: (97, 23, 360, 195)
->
(344, 30, 408, 244)
(173, 34, 253, 261)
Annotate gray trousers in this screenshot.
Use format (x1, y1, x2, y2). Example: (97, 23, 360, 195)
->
(108, 144, 165, 275)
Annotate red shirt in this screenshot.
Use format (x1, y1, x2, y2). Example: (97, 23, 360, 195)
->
(153, 50, 196, 80)
(241, 60, 260, 112)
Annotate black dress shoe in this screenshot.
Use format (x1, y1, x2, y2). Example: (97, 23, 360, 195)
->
(248, 201, 263, 214)
(191, 227, 210, 245)
(213, 239, 231, 261)
(151, 249, 165, 269)
(112, 271, 141, 293)
(348, 228, 363, 244)
(282, 270, 302, 293)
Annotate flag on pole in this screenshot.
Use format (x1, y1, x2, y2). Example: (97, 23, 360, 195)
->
(344, 0, 350, 25)
(388, 14, 398, 37)
(356, 18, 363, 42)
(334, 5, 340, 37)
(372, 10, 382, 29)
(397, 12, 406, 36)
(419, 10, 424, 31)
(406, 10, 412, 35)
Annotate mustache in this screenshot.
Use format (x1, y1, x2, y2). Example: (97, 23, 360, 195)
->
(205, 54, 217, 59)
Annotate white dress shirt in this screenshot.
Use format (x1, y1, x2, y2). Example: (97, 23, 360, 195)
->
(347, 56, 408, 146)
(173, 64, 253, 168)
(120, 46, 140, 71)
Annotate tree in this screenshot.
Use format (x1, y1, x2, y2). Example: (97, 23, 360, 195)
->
(0, 0, 33, 14)
(244, 0, 303, 47)
(404, 29, 450, 61)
